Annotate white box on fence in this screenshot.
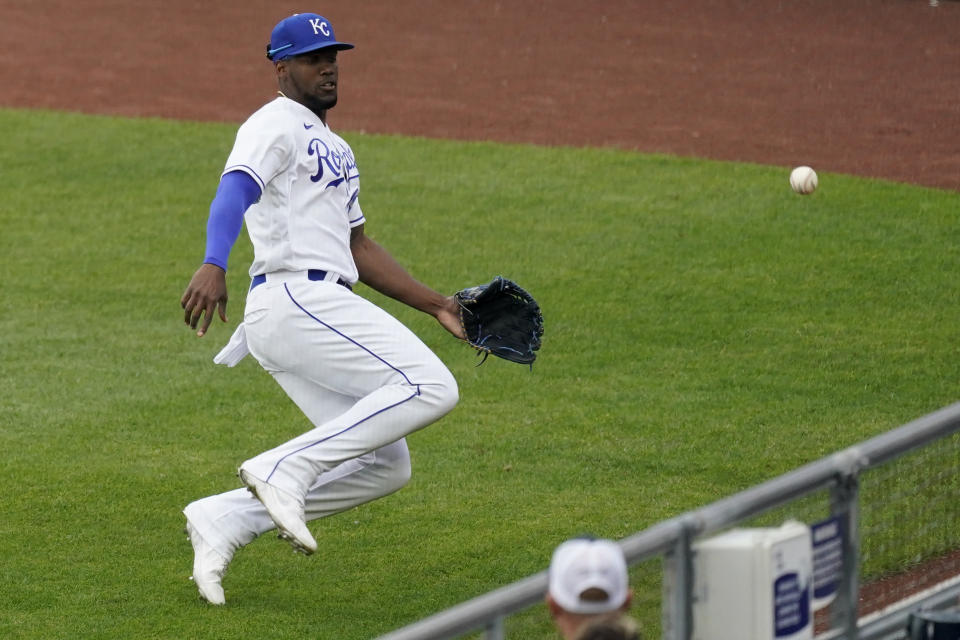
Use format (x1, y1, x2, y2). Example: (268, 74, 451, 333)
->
(691, 520, 813, 640)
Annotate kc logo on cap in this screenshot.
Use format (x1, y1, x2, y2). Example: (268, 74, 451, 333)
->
(266, 13, 354, 61)
(309, 18, 330, 37)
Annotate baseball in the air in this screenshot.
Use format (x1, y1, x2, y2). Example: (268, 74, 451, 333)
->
(789, 166, 818, 195)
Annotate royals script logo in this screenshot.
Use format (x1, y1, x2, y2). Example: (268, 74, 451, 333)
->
(307, 138, 360, 209)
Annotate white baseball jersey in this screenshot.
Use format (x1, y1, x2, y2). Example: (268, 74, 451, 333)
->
(223, 95, 364, 284)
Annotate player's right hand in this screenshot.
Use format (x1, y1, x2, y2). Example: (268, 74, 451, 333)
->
(181, 263, 228, 337)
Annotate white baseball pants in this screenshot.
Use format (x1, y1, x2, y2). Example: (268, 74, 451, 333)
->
(184, 270, 459, 556)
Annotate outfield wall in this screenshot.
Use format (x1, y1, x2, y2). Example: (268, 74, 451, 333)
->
(377, 402, 960, 640)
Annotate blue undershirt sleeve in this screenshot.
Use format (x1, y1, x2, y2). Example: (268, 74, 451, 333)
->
(202, 170, 262, 271)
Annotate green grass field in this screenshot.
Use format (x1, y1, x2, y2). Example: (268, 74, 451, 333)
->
(1, 108, 958, 639)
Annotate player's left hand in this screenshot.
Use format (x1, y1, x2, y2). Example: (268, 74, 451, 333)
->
(181, 263, 228, 337)
(436, 296, 467, 341)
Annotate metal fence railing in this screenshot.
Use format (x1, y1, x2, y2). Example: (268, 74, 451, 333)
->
(377, 402, 960, 640)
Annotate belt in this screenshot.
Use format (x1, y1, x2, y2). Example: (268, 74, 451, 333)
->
(250, 269, 352, 291)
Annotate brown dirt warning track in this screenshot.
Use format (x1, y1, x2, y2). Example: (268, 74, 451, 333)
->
(2, 1, 958, 191)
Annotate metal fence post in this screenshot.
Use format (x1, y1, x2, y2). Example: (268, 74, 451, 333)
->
(662, 516, 695, 640)
(829, 469, 860, 639)
(484, 616, 505, 640)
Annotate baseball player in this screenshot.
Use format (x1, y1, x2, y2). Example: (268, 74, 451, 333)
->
(179, 12, 463, 605)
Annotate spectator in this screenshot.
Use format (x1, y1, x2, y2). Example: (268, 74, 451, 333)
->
(547, 537, 637, 640)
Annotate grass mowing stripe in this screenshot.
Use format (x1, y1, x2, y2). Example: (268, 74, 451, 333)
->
(0, 108, 958, 639)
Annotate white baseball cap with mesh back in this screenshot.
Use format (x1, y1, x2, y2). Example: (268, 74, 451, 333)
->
(548, 537, 629, 614)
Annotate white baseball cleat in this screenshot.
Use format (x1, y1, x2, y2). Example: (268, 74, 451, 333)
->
(238, 467, 317, 555)
(185, 520, 232, 605)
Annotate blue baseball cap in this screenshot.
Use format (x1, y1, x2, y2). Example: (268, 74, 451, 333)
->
(266, 13, 354, 61)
